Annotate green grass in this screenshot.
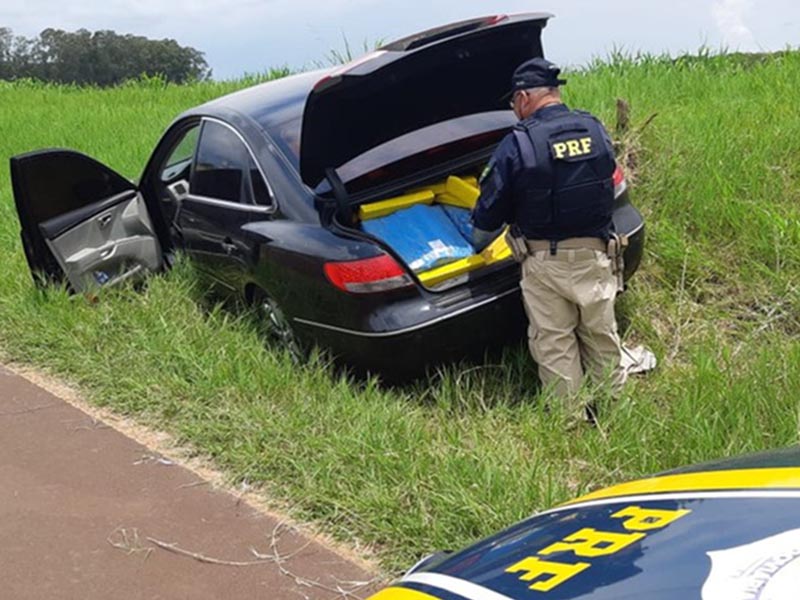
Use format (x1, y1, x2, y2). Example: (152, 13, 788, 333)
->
(1, 54, 800, 574)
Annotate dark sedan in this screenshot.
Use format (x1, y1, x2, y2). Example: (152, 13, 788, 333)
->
(10, 13, 644, 379)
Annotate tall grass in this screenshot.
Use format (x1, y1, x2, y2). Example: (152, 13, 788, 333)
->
(1, 53, 799, 573)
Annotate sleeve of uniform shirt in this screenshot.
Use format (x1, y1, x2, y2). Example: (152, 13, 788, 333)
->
(592, 116, 619, 233)
(471, 134, 521, 232)
(593, 116, 617, 161)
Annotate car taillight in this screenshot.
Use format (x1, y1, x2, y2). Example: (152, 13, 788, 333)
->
(324, 254, 414, 294)
(613, 164, 627, 198)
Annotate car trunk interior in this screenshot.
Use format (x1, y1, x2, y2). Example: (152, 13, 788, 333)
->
(352, 169, 512, 290)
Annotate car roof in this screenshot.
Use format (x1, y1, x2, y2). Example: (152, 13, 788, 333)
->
(195, 68, 331, 119)
(178, 69, 331, 175)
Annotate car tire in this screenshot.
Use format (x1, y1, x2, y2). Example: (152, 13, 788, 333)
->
(251, 287, 305, 363)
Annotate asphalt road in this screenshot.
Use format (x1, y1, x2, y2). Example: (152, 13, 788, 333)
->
(0, 365, 379, 599)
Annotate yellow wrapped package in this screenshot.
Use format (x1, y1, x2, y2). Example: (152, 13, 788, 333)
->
(480, 229, 512, 263)
(436, 176, 480, 209)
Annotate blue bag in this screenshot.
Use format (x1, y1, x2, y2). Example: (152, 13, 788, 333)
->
(441, 205, 474, 241)
(362, 204, 474, 272)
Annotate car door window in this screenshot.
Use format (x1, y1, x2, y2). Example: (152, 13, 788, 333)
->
(250, 155, 272, 206)
(192, 120, 272, 206)
(160, 125, 200, 184)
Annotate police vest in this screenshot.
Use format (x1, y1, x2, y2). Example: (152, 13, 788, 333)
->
(512, 109, 616, 241)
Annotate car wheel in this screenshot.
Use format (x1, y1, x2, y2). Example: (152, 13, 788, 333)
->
(253, 288, 305, 363)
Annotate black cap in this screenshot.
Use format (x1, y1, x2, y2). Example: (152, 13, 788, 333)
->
(510, 57, 567, 93)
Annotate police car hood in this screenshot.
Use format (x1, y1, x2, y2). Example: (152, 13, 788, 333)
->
(299, 13, 552, 189)
(371, 449, 800, 600)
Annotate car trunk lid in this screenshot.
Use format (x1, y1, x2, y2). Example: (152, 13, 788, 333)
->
(299, 13, 552, 189)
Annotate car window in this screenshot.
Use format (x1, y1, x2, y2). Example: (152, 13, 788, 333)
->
(160, 125, 200, 183)
(248, 70, 327, 173)
(249, 154, 271, 206)
(191, 120, 272, 206)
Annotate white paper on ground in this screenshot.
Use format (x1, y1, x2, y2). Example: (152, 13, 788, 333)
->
(621, 345, 657, 375)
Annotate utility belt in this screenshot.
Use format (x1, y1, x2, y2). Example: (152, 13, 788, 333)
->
(505, 231, 629, 293)
(525, 237, 607, 253)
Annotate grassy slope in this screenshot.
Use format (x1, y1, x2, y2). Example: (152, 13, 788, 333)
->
(1, 55, 799, 573)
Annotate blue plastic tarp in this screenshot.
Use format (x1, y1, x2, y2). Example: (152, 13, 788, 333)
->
(441, 205, 474, 241)
(362, 204, 474, 272)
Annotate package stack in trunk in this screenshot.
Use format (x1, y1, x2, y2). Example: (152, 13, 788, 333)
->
(358, 175, 511, 287)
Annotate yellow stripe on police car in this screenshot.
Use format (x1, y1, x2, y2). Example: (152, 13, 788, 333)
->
(367, 588, 441, 600)
(564, 467, 800, 506)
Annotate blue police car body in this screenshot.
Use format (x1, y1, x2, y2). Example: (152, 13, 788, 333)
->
(369, 448, 800, 599)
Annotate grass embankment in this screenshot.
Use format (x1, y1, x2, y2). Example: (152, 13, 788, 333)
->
(1, 55, 799, 573)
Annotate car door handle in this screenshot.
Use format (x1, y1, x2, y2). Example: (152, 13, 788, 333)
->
(97, 213, 113, 228)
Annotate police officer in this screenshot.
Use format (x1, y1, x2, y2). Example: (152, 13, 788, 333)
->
(471, 57, 626, 422)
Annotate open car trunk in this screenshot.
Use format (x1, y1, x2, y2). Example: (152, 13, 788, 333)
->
(339, 152, 637, 291)
(299, 14, 554, 289)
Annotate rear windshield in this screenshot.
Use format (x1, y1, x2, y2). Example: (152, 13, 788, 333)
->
(257, 108, 302, 171)
(246, 73, 515, 190)
(246, 71, 324, 172)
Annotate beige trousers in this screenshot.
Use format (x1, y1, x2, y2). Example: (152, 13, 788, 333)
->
(520, 248, 626, 418)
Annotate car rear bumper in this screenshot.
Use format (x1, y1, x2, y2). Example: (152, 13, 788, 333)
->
(294, 222, 644, 380)
(294, 283, 527, 380)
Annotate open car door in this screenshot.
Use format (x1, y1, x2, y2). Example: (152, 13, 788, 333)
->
(11, 150, 164, 293)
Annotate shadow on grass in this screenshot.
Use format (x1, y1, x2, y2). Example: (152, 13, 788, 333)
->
(182, 264, 545, 411)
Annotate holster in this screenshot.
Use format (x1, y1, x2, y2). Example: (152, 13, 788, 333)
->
(607, 233, 629, 294)
(505, 227, 529, 263)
